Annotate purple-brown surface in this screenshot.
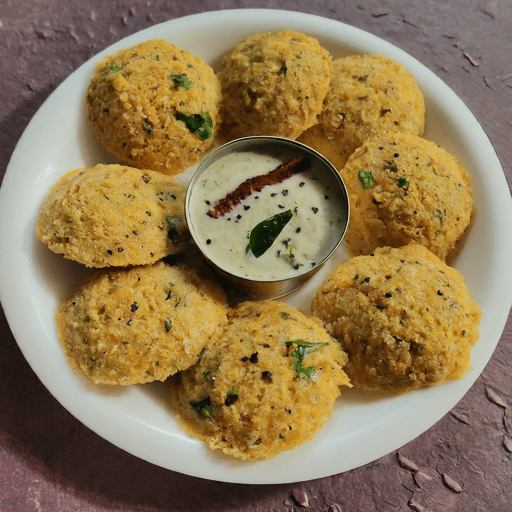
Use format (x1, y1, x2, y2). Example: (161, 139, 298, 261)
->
(1, 0, 511, 511)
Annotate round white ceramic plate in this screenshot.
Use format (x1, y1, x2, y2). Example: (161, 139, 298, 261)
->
(1, 9, 511, 484)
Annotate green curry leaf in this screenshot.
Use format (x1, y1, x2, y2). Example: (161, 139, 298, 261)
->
(247, 210, 293, 258)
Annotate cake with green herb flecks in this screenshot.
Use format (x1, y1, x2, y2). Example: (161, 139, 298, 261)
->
(217, 30, 331, 141)
(339, 131, 473, 260)
(311, 245, 481, 393)
(56, 261, 228, 385)
(298, 54, 425, 170)
(86, 39, 220, 175)
(36, 163, 188, 267)
(170, 299, 351, 460)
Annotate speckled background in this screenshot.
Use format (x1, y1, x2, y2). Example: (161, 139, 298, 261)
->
(1, 1, 511, 511)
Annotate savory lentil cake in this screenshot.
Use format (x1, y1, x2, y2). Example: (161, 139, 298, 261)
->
(311, 245, 481, 393)
(36, 163, 188, 267)
(217, 30, 331, 141)
(56, 261, 228, 385)
(298, 54, 425, 169)
(339, 131, 473, 260)
(86, 39, 220, 175)
(170, 300, 351, 460)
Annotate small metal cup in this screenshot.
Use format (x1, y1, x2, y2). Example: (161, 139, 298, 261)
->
(185, 136, 349, 300)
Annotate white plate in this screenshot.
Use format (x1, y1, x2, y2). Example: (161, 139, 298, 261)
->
(1, 9, 511, 484)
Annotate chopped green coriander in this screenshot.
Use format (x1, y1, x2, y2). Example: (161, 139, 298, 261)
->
(227, 386, 239, 396)
(171, 73, 192, 90)
(284, 339, 328, 381)
(164, 319, 172, 332)
(190, 396, 213, 419)
(397, 176, 409, 188)
(103, 64, 122, 80)
(175, 111, 213, 140)
(143, 120, 153, 135)
(358, 169, 375, 188)
(165, 216, 181, 243)
(155, 361, 160, 366)
(354, 274, 360, 280)
(240, 44, 261, 59)
(247, 209, 293, 258)
(280, 311, 291, 319)
(435, 209, 445, 219)
(198, 348, 207, 360)
(89, 355, 96, 361)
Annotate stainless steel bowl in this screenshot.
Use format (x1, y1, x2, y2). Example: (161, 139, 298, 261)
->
(185, 136, 349, 300)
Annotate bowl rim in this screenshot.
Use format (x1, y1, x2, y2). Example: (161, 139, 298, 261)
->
(184, 135, 350, 286)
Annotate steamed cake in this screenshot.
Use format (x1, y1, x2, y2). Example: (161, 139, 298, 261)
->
(298, 54, 425, 169)
(36, 164, 188, 267)
(217, 30, 331, 141)
(86, 39, 220, 175)
(170, 300, 351, 460)
(311, 245, 481, 393)
(56, 261, 228, 385)
(340, 131, 473, 260)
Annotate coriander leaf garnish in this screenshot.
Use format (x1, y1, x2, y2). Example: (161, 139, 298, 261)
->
(247, 209, 293, 258)
(103, 64, 122, 80)
(397, 176, 409, 188)
(190, 396, 213, 419)
(165, 216, 181, 244)
(284, 339, 328, 381)
(143, 120, 153, 135)
(358, 169, 375, 188)
(175, 111, 213, 140)
(171, 73, 192, 90)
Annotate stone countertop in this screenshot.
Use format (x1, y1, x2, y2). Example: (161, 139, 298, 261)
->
(1, 1, 511, 511)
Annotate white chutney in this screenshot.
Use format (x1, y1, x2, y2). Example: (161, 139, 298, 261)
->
(187, 142, 348, 282)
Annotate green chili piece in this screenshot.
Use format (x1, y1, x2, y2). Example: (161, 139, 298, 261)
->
(358, 169, 375, 189)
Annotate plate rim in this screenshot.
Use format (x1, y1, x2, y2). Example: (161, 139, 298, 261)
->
(1, 8, 512, 484)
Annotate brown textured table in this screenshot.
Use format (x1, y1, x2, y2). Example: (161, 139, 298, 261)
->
(1, 1, 511, 511)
